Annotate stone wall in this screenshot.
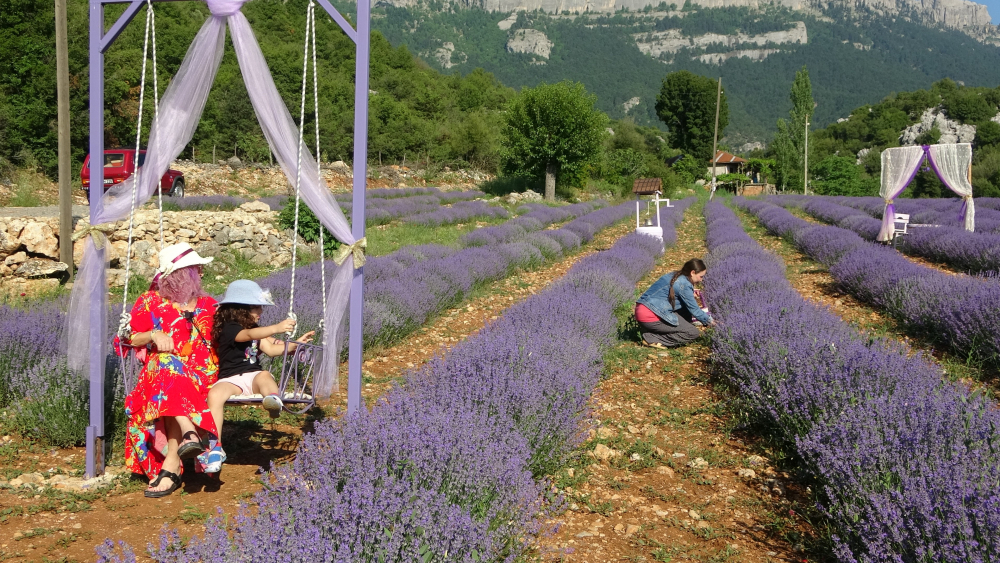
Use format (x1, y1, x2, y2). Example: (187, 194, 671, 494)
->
(0, 201, 312, 297)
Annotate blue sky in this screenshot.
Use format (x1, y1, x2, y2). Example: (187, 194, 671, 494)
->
(983, 0, 1000, 24)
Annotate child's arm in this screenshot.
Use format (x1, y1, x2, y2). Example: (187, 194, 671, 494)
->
(259, 331, 315, 357)
(234, 318, 296, 343)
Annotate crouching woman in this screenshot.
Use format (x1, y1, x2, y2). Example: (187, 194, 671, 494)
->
(635, 258, 714, 348)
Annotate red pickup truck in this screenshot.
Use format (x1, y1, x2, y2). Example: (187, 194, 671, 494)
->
(81, 149, 185, 201)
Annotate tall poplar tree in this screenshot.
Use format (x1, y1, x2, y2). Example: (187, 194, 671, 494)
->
(772, 66, 814, 192)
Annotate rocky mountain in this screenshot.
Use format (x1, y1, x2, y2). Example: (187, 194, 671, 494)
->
(383, 0, 999, 39)
(361, 0, 1000, 144)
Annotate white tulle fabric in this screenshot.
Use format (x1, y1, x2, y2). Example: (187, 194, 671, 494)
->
(878, 145, 926, 241)
(68, 0, 353, 397)
(927, 143, 975, 232)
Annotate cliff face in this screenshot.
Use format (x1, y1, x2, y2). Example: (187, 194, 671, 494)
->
(417, 0, 998, 37)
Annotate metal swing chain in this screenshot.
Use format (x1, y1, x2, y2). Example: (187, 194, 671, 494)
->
(287, 0, 316, 339)
(309, 0, 328, 335)
(118, 0, 156, 342)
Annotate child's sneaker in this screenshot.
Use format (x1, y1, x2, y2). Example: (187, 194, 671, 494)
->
(262, 394, 283, 418)
(203, 446, 226, 474)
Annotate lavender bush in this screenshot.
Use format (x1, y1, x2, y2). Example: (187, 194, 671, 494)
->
(403, 200, 509, 226)
(94, 202, 692, 563)
(739, 197, 1000, 367)
(704, 201, 1000, 563)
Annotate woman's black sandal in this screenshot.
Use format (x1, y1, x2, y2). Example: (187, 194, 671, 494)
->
(176, 431, 204, 460)
(144, 469, 182, 498)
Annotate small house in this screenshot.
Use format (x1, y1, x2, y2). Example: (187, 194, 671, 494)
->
(709, 151, 746, 177)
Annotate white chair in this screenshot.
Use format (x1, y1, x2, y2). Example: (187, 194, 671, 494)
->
(893, 213, 910, 235)
(892, 213, 910, 247)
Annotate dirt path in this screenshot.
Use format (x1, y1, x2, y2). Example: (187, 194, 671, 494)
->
(536, 206, 826, 563)
(0, 220, 637, 563)
(737, 207, 995, 393)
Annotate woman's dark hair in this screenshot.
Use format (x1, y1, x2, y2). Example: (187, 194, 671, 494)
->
(212, 304, 259, 350)
(668, 258, 707, 309)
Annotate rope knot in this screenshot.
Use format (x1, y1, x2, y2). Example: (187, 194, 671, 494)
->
(71, 222, 118, 250)
(333, 237, 367, 268)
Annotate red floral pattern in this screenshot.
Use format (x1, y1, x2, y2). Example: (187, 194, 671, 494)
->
(123, 292, 220, 479)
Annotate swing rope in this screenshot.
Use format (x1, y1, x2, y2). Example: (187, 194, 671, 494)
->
(118, 0, 158, 342)
(150, 1, 163, 247)
(287, 0, 316, 338)
(308, 0, 328, 335)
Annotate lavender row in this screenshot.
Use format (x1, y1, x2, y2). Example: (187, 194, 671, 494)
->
(773, 195, 1000, 275)
(256, 200, 652, 350)
(402, 199, 509, 226)
(98, 202, 687, 563)
(704, 201, 1000, 563)
(460, 201, 607, 246)
(738, 197, 1000, 368)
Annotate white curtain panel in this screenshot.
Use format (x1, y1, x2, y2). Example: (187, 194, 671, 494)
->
(878, 145, 927, 241)
(928, 143, 975, 232)
(67, 18, 227, 374)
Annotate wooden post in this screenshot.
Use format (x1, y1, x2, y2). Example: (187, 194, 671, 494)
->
(708, 77, 721, 201)
(804, 116, 809, 195)
(56, 0, 73, 280)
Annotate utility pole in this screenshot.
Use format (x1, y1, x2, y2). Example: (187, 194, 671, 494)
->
(708, 77, 722, 201)
(56, 0, 73, 280)
(803, 116, 809, 195)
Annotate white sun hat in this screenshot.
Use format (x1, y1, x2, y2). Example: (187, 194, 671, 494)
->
(157, 242, 214, 277)
(218, 279, 275, 306)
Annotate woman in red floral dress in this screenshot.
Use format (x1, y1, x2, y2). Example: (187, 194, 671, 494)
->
(122, 243, 220, 498)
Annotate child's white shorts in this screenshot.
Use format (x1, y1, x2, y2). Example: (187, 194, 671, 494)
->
(216, 371, 262, 396)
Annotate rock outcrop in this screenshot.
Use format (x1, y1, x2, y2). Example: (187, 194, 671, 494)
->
(899, 107, 978, 145)
(430, 42, 467, 68)
(506, 28, 554, 59)
(696, 48, 781, 64)
(634, 21, 807, 60)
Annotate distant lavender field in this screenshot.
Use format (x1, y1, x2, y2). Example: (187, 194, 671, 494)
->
(772, 194, 1000, 275)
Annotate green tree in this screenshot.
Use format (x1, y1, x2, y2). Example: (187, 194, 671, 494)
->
(788, 66, 814, 193)
(654, 71, 727, 162)
(811, 155, 876, 196)
(500, 81, 608, 200)
(975, 121, 1000, 149)
(771, 119, 797, 191)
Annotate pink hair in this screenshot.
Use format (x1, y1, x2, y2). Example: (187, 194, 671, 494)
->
(158, 265, 205, 304)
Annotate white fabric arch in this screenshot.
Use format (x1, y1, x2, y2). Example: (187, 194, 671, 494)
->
(877, 143, 975, 241)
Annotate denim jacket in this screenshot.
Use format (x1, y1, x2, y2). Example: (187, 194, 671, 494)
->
(636, 272, 713, 327)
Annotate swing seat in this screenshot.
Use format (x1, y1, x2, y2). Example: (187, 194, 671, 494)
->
(223, 340, 323, 415)
(226, 392, 315, 404)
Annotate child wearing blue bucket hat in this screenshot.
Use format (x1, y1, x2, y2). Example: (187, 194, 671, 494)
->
(203, 279, 315, 472)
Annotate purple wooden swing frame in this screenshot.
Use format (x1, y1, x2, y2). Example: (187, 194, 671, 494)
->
(86, 0, 370, 478)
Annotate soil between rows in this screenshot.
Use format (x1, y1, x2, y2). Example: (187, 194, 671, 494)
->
(0, 219, 636, 562)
